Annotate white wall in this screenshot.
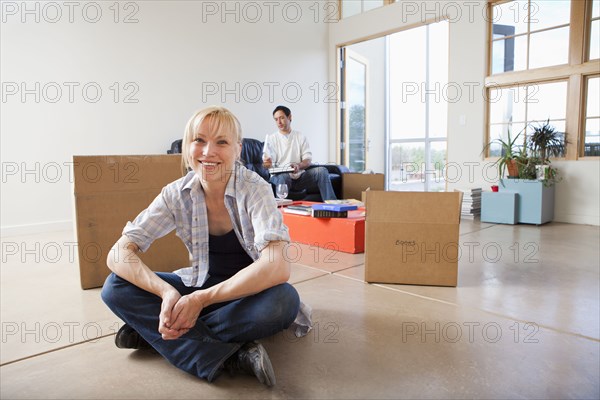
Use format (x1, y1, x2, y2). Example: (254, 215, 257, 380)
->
(1, 0, 330, 233)
(328, 0, 600, 225)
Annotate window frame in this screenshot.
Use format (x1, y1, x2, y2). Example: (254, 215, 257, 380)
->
(338, 0, 395, 20)
(488, 79, 570, 155)
(490, 0, 571, 73)
(585, 0, 600, 61)
(386, 20, 449, 192)
(486, 0, 600, 160)
(582, 74, 600, 156)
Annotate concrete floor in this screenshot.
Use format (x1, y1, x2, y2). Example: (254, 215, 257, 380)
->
(1, 220, 599, 399)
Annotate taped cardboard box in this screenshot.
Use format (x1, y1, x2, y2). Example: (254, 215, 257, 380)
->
(73, 155, 189, 289)
(364, 191, 461, 287)
(342, 173, 384, 201)
(281, 202, 365, 254)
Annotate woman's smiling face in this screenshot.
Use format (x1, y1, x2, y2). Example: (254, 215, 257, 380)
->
(189, 117, 241, 184)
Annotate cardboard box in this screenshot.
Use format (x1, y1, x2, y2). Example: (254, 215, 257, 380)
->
(73, 155, 189, 289)
(364, 191, 461, 286)
(281, 203, 365, 254)
(342, 173, 384, 201)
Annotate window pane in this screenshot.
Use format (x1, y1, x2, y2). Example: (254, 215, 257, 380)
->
(389, 142, 425, 192)
(593, 0, 599, 19)
(583, 76, 598, 154)
(492, 1, 528, 36)
(529, 27, 570, 68)
(492, 38, 507, 74)
(428, 21, 449, 138)
(511, 122, 528, 148)
(363, 0, 384, 12)
(347, 57, 366, 173)
(584, 118, 600, 156)
(387, 21, 448, 191)
(590, 20, 599, 60)
(489, 86, 527, 124)
(487, 82, 567, 158)
(389, 26, 427, 139)
(530, 0, 571, 32)
(342, 0, 361, 18)
(514, 35, 528, 71)
(553, 120, 566, 134)
(488, 123, 526, 157)
(587, 77, 600, 117)
(527, 81, 568, 122)
(492, 35, 527, 73)
(527, 119, 566, 135)
(429, 141, 447, 192)
(488, 124, 507, 157)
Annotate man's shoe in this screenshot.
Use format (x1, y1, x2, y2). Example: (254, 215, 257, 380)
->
(224, 342, 276, 387)
(114, 324, 153, 351)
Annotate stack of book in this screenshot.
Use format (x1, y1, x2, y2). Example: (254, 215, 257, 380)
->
(324, 199, 365, 208)
(311, 203, 357, 218)
(282, 203, 358, 218)
(283, 205, 312, 216)
(456, 188, 482, 218)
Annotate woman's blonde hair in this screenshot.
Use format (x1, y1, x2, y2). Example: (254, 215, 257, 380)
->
(181, 106, 243, 171)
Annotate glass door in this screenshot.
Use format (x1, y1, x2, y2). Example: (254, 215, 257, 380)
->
(340, 48, 369, 172)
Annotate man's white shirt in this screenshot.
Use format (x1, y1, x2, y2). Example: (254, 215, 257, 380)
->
(263, 130, 312, 179)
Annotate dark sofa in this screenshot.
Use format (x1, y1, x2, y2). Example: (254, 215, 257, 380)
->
(168, 138, 347, 201)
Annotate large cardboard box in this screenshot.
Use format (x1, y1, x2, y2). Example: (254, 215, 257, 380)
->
(73, 155, 189, 289)
(342, 173, 384, 200)
(364, 191, 461, 286)
(281, 203, 365, 254)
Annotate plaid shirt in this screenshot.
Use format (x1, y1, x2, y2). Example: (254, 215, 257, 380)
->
(123, 164, 290, 287)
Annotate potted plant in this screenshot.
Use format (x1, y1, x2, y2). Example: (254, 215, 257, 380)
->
(527, 119, 568, 182)
(482, 127, 523, 179)
(498, 120, 568, 224)
(513, 133, 538, 180)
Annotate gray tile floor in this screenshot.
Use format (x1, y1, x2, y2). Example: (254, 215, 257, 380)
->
(1, 220, 599, 399)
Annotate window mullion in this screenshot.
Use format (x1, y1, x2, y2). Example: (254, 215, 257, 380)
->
(567, 0, 588, 159)
(486, 61, 600, 87)
(569, 0, 586, 65)
(526, 0, 531, 70)
(566, 74, 583, 160)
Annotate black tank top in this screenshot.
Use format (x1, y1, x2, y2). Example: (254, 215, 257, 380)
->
(208, 230, 253, 281)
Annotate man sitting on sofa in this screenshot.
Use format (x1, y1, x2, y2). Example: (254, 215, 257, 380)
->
(262, 105, 337, 201)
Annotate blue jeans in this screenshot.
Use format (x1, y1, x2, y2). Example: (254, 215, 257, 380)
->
(270, 166, 337, 201)
(101, 272, 300, 382)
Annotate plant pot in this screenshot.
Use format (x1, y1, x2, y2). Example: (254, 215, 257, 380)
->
(535, 165, 550, 180)
(500, 179, 555, 224)
(507, 159, 519, 177)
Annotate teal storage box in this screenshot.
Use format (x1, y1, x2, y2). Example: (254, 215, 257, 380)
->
(481, 192, 518, 224)
(500, 179, 555, 225)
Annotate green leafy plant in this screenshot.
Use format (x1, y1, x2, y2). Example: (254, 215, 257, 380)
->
(484, 121, 568, 187)
(516, 155, 538, 180)
(522, 119, 568, 186)
(482, 128, 523, 179)
(528, 119, 568, 164)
